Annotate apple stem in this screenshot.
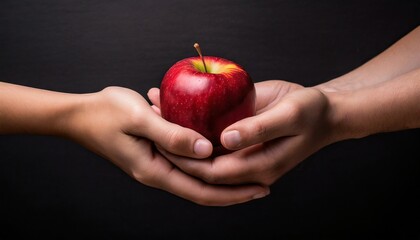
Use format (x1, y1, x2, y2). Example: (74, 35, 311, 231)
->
(194, 43, 208, 73)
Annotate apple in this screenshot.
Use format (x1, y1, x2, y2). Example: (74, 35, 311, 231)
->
(160, 43, 256, 148)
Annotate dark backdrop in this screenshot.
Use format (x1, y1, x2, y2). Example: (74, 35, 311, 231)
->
(1, 0, 419, 239)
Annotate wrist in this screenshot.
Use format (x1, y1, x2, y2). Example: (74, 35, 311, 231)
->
(57, 93, 97, 141)
(318, 89, 367, 143)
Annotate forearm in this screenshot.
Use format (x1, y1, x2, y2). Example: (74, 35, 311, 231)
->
(0, 81, 86, 136)
(317, 26, 420, 92)
(327, 67, 420, 141)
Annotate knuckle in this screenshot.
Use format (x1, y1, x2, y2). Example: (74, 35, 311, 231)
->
(206, 159, 248, 185)
(100, 86, 117, 94)
(133, 165, 173, 189)
(100, 86, 127, 101)
(248, 165, 276, 186)
(202, 169, 222, 184)
(252, 119, 268, 138)
(165, 128, 187, 150)
(200, 158, 241, 185)
(247, 156, 280, 186)
(131, 169, 150, 185)
(282, 101, 305, 130)
(251, 167, 274, 186)
(128, 104, 147, 124)
(125, 108, 147, 133)
(130, 164, 158, 187)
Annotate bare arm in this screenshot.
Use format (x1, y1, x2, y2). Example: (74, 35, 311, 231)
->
(317, 26, 420, 92)
(316, 25, 420, 139)
(0, 81, 268, 206)
(328, 67, 420, 141)
(0, 82, 83, 135)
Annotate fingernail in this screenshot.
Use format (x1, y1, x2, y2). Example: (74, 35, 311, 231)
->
(193, 139, 212, 157)
(253, 190, 270, 200)
(223, 130, 242, 149)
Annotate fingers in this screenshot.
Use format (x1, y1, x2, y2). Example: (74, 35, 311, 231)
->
(159, 144, 265, 185)
(121, 137, 269, 206)
(147, 119, 212, 158)
(147, 88, 161, 108)
(161, 136, 304, 186)
(221, 101, 300, 150)
(153, 156, 270, 206)
(133, 111, 213, 158)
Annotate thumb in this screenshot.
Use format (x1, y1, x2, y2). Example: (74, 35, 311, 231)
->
(141, 113, 213, 159)
(221, 103, 298, 150)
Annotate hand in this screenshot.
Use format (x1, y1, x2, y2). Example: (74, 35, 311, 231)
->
(150, 80, 337, 186)
(65, 86, 268, 206)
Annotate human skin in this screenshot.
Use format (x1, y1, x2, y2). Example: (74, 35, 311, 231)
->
(0, 83, 269, 206)
(150, 26, 420, 194)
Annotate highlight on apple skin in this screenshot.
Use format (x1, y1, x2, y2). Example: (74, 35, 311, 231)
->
(160, 55, 256, 147)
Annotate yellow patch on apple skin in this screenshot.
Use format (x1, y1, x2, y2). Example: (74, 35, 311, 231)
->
(191, 59, 242, 74)
(191, 59, 207, 72)
(210, 63, 240, 74)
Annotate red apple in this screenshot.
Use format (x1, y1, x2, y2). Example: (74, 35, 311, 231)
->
(160, 43, 256, 147)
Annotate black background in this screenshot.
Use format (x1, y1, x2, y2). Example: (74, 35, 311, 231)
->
(1, 0, 419, 239)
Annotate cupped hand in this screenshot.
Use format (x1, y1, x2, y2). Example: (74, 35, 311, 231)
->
(66, 86, 268, 206)
(150, 80, 337, 186)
